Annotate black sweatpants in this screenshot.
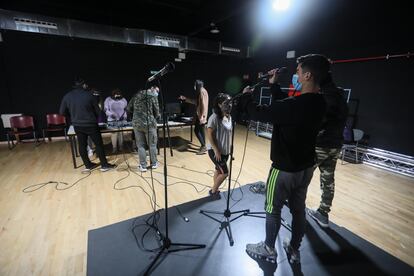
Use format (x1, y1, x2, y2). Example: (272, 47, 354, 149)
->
(264, 166, 314, 250)
(74, 125, 109, 167)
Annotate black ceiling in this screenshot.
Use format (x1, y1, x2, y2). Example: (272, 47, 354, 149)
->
(0, 0, 410, 53)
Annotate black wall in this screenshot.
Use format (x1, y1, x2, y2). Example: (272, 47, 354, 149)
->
(314, 44, 413, 157)
(247, 41, 414, 156)
(0, 30, 245, 138)
(331, 57, 413, 156)
(1, 30, 413, 156)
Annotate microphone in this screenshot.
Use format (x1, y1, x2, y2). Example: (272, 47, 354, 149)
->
(148, 62, 175, 82)
(231, 67, 287, 104)
(258, 67, 287, 79)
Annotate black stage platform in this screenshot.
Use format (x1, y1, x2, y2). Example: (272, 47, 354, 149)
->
(87, 184, 413, 276)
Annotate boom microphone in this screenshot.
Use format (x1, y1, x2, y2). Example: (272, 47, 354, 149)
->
(148, 62, 175, 82)
(258, 67, 287, 79)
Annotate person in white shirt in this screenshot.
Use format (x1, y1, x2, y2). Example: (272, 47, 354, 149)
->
(206, 93, 233, 199)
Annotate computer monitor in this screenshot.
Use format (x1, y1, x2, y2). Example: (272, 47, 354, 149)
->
(165, 103, 182, 115)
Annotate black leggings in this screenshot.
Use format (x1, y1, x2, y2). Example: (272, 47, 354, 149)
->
(208, 149, 229, 174)
(194, 119, 206, 147)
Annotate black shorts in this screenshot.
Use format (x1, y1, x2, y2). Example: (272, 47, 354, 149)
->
(208, 149, 229, 174)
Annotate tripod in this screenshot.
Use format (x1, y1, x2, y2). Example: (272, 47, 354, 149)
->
(200, 119, 292, 246)
(200, 119, 251, 246)
(143, 82, 205, 276)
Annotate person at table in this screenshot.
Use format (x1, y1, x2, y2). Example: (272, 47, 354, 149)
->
(60, 77, 116, 172)
(127, 86, 160, 172)
(104, 88, 128, 153)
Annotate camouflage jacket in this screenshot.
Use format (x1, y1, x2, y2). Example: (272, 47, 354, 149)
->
(127, 90, 160, 130)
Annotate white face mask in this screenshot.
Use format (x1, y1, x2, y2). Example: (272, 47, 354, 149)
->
(147, 88, 158, 96)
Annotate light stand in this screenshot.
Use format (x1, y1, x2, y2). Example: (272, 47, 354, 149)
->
(143, 80, 205, 276)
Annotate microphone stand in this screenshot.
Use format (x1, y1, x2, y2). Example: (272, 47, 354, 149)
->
(200, 117, 250, 246)
(228, 79, 266, 102)
(143, 80, 205, 276)
(165, 113, 174, 157)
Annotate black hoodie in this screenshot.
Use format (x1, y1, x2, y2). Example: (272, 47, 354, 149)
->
(238, 84, 326, 172)
(59, 87, 101, 127)
(316, 82, 349, 148)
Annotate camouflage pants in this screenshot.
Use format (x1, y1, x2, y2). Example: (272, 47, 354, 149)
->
(315, 147, 341, 215)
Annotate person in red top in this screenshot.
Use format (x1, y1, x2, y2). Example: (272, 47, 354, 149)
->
(287, 83, 301, 97)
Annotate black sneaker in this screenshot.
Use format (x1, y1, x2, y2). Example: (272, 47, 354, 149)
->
(82, 162, 99, 173)
(100, 163, 117, 172)
(208, 189, 221, 200)
(283, 239, 301, 264)
(307, 208, 329, 228)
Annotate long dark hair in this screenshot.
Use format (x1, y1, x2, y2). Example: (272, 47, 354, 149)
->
(213, 93, 231, 119)
(194, 79, 204, 95)
(111, 88, 123, 99)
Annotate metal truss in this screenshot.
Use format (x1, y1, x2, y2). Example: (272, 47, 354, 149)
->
(343, 146, 414, 178)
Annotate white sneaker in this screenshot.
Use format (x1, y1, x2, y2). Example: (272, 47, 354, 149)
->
(138, 164, 147, 172)
(151, 162, 159, 169)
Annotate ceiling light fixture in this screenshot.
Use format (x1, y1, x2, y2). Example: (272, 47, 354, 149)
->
(210, 22, 220, 34)
(272, 0, 291, 11)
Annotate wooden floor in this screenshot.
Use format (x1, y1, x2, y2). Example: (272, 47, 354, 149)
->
(0, 126, 413, 275)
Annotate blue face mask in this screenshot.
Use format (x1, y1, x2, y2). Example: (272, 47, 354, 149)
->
(292, 74, 302, 91)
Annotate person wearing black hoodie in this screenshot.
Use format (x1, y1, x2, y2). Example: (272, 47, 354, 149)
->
(242, 54, 328, 264)
(59, 78, 115, 172)
(307, 74, 349, 228)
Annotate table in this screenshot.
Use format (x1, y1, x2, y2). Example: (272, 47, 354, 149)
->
(67, 121, 193, 168)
